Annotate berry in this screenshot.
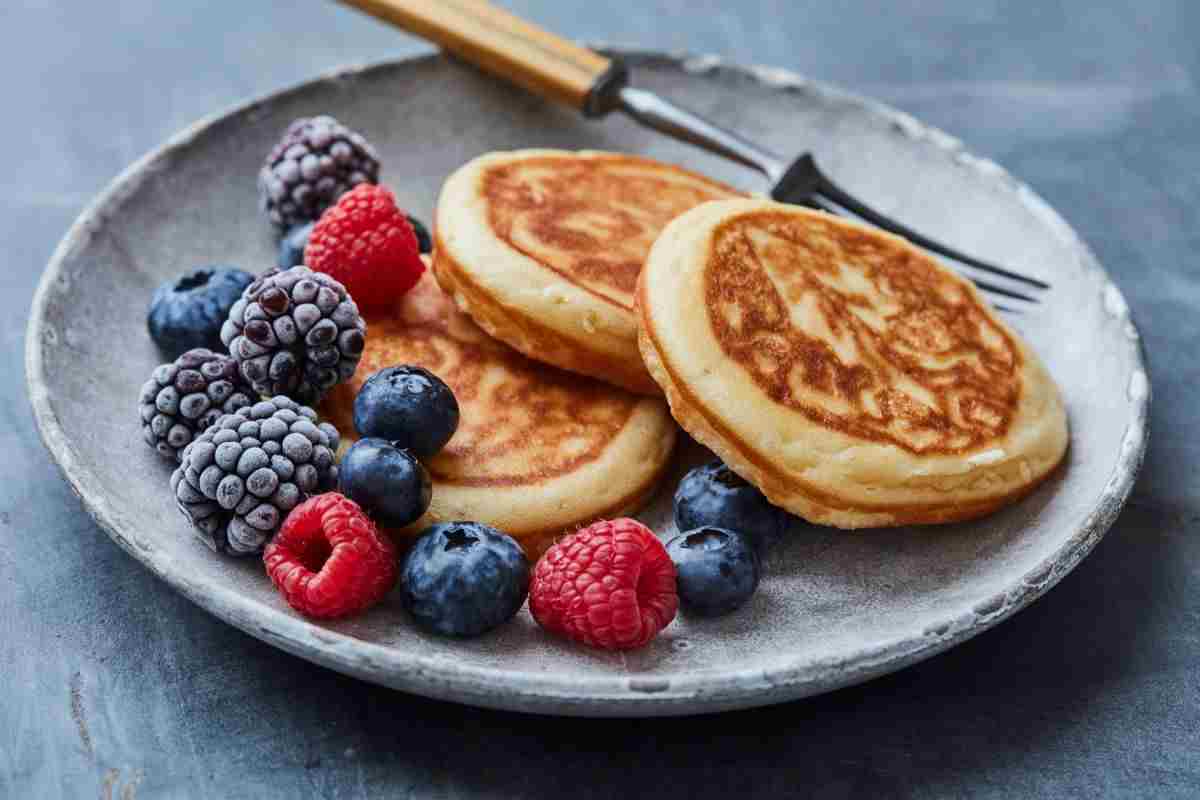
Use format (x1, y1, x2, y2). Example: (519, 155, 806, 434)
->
(338, 438, 431, 528)
(666, 527, 761, 617)
(278, 222, 314, 269)
(353, 366, 459, 459)
(139, 348, 255, 462)
(147, 267, 254, 357)
(170, 396, 341, 556)
(220, 266, 366, 405)
(400, 522, 530, 637)
(529, 518, 677, 650)
(264, 493, 397, 619)
(303, 184, 425, 311)
(259, 116, 381, 231)
(406, 214, 432, 254)
(674, 460, 791, 555)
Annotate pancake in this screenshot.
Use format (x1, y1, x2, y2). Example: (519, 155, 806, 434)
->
(433, 149, 743, 395)
(637, 199, 1068, 528)
(321, 262, 677, 556)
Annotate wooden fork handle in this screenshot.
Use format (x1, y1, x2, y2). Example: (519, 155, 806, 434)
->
(338, 0, 626, 115)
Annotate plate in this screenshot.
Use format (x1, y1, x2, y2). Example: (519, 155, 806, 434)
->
(26, 50, 1148, 716)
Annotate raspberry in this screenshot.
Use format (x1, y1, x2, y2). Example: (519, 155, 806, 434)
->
(304, 184, 425, 311)
(529, 518, 678, 650)
(264, 493, 397, 619)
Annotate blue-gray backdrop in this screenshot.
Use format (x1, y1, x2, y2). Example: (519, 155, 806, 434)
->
(3, 2, 1197, 797)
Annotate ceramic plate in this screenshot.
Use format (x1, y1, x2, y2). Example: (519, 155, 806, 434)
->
(27, 50, 1148, 716)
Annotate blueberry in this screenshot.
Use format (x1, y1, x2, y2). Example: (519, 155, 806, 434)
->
(338, 437, 432, 528)
(400, 521, 529, 637)
(666, 527, 761, 617)
(674, 460, 791, 555)
(353, 366, 459, 459)
(147, 267, 254, 358)
(406, 214, 432, 254)
(278, 222, 314, 269)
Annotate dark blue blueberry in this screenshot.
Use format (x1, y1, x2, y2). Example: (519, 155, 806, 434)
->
(277, 222, 313, 269)
(353, 366, 459, 460)
(406, 214, 432, 254)
(147, 267, 254, 358)
(338, 437, 432, 528)
(666, 527, 761, 617)
(400, 521, 530, 637)
(674, 460, 791, 555)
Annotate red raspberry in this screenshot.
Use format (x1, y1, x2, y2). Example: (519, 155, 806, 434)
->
(303, 184, 424, 311)
(529, 518, 678, 650)
(264, 493, 397, 619)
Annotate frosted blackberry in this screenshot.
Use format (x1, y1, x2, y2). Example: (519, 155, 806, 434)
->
(138, 348, 254, 462)
(259, 116, 381, 231)
(170, 395, 341, 556)
(220, 266, 366, 405)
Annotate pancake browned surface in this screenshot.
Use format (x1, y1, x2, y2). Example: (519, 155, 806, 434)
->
(322, 266, 676, 557)
(433, 149, 743, 395)
(638, 199, 1068, 528)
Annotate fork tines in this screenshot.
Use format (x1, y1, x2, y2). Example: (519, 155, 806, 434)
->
(777, 155, 1050, 309)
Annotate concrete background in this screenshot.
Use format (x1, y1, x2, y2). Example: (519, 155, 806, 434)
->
(3, 1, 1197, 797)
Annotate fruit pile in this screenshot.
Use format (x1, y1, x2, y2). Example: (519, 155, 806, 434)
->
(136, 114, 796, 650)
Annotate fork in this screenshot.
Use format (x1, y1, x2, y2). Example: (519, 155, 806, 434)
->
(338, 0, 1050, 308)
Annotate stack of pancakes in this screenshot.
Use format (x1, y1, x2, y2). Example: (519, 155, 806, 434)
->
(323, 148, 1067, 554)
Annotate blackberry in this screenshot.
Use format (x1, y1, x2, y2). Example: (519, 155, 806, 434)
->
(147, 267, 254, 358)
(220, 266, 366, 406)
(259, 116, 381, 231)
(138, 349, 254, 462)
(170, 395, 341, 556)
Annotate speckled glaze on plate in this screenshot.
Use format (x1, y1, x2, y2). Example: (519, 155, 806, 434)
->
(26, 50, 1148, 717)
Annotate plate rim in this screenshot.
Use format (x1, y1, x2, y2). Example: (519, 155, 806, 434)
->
(25, 48, 1150, 716)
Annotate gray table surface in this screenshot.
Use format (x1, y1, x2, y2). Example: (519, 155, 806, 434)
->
(3, 1, 1197, 797)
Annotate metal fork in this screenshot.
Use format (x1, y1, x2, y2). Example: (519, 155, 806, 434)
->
(616, 91, 1048, 308)
(340, 0, 1050, 308)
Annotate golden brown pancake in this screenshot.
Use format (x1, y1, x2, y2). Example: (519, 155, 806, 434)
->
(638, 199, 1068, 528)
(321, 264, 677, 556)
(433, 149, 744, 395)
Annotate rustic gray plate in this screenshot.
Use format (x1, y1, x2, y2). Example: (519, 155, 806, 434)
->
(27, 50, 1148, 717)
